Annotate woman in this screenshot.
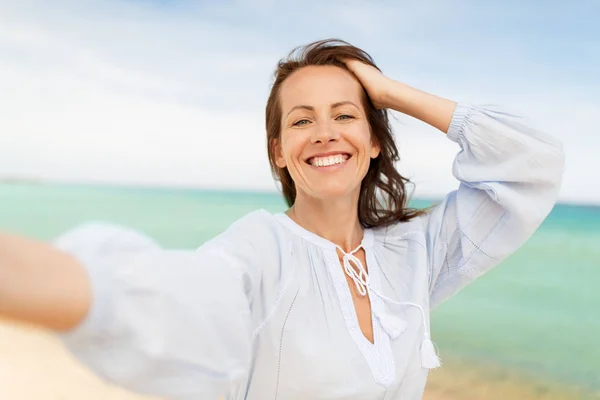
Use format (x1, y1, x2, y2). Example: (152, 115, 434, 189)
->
(0, 39, 564, 400)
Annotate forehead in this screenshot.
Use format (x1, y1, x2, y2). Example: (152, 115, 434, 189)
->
(279, 65, 363, 112)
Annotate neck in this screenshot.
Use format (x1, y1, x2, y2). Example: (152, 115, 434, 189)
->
(288, 191, 364, 253)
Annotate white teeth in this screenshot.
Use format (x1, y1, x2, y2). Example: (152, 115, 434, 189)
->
(310, 154, 348, 167)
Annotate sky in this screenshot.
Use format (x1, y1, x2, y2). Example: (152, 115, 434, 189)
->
(1, 0, 599, 204)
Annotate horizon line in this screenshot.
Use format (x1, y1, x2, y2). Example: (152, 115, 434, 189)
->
(2, 177, 599, 208)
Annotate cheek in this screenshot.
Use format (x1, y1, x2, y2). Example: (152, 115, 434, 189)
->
(351, 124, 375, 154)
(283, 136, 305, 161)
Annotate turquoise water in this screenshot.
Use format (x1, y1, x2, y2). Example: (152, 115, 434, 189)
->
(1, 183, 599, 391)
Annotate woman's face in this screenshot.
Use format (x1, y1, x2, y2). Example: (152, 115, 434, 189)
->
(275, 65, 380, 202)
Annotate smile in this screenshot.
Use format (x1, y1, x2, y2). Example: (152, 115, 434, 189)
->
(306, 153, 351, 167)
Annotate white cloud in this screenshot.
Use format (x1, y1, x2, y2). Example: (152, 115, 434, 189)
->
(0, 0, 598, 204)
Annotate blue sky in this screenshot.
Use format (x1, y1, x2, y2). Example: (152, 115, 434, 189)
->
(1, 0, 599, 203)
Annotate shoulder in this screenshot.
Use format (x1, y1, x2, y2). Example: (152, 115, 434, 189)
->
(369, 214, 434, 300)
(370, 213, 430, 250)
(221, 209, 280, 235)
(198, 209, 292, 283)
(202, 210, 294, 327)
(204, 209, 286, 252)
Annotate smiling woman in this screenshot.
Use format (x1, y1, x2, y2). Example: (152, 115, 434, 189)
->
(266, 41, 429, 228)
(0, 39, 565, 400)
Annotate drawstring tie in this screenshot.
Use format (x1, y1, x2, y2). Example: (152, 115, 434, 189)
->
(339, 244, 369, 296)
(337, 244, 441, 369)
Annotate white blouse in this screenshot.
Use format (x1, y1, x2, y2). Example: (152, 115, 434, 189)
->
(53, 103, 565, 400)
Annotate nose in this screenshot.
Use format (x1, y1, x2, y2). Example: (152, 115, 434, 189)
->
(310, 121, 340, 144)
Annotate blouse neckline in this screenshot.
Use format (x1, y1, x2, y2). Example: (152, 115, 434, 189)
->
(274, 212, 374, 251)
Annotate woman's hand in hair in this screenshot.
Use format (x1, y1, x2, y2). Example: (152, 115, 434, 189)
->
(344, 58, 456, 133)
(343, 58, 392, 110)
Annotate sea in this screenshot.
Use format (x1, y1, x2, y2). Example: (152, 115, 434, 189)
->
(1, 182, 599, 394)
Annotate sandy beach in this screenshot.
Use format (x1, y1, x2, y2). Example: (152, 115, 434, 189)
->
(1, 321, 597, 400)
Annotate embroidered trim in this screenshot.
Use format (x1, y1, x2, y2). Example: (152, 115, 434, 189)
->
(274, 289, 299, 400)
(252, 243, 297, 338)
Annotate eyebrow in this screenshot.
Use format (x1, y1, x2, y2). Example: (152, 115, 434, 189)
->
(285, 101, 359, 118)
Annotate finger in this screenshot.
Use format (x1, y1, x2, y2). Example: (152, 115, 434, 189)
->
(340, 57, 358, 69)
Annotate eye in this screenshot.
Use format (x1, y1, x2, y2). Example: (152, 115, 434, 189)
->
(336, 114, 355, 121)
(292, 119, 311, 127)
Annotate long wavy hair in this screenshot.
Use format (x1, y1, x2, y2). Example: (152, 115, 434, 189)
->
(266, 39, 427, 228)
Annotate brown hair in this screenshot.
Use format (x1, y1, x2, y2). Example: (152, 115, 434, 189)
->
(266, 39, 427, 228)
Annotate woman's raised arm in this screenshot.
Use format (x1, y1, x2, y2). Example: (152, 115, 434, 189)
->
(344, 59, 565, 309)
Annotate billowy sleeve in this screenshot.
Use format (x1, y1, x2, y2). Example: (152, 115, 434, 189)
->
(53, 218, 262, 400)
(423, 103, 565, 309)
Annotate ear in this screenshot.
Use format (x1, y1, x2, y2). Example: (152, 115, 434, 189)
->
(369, 141, 380, 159)
(272, 138, 287, 168)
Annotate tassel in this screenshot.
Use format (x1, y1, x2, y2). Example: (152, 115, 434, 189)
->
(375, 312, 407, 339)
(421, 335, 441, 369)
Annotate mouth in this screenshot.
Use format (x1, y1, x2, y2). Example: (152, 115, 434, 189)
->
(305, 153, 351, 168)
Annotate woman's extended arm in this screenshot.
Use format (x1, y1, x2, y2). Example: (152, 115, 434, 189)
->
(0, 213, 274, 400)
(0, 232, 91, 330)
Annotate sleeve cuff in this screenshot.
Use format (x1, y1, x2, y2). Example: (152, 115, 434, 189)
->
(446, 102, 474, 143)
(58, 251, 113, 342)
(51, 224, 119, 342)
